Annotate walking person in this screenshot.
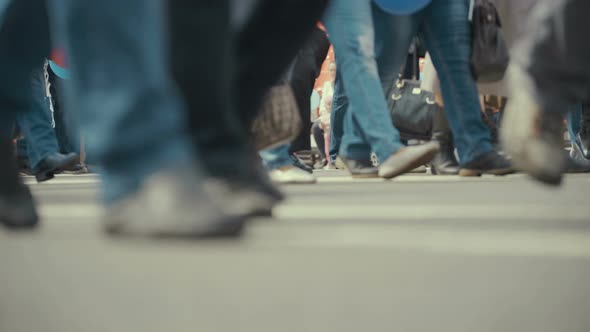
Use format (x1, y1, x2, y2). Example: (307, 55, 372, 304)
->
(168, 0, 330, 217)
(373, 0, 514, 177)
(1, 0, 246, 236)
(502, 0, 590, 184)
(324, 0, 440, 180)
(16, 63, 80, 182)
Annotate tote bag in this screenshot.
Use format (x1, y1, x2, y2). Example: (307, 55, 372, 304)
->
(251, 85, 303, 151)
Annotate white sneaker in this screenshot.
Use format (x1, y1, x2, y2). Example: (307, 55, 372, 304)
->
(323, 164, 338, 170)
(269, 166, 317, 184)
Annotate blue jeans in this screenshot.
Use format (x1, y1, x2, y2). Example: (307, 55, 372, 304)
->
(324, 0, 404, 162)
(50, 73, 80, 155)
(57, 0, 196, 204)
(16, 67, 61, 172)
(329, 70, 347, 162)
(373, 0, 494, 165)
(0, 0, 51, 138)
(0, 0, 195, 204)
(259, 144, 293, 170)
(567, 104, 583, 142)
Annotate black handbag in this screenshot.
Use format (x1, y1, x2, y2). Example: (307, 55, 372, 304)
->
(389, 79, 437, 141)
(470, 0, 510, 83)
(251, 84, 303, 151)
(388, 44, 437, 141)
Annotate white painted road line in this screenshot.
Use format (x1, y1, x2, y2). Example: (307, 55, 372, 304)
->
(246, 224, 590, 258)
(33, 203, 590, 258)
(38, 203, 590, 221)
(25, 178, 101, 185)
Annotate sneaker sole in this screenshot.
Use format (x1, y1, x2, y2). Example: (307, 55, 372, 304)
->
(278, 180, 317, 185)
(105, 218, 246, 239)
(350, 173, 379, 179)
(458, 167, 516, 177)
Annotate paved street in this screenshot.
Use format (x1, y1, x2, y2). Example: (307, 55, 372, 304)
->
(1, 171, 590, 332)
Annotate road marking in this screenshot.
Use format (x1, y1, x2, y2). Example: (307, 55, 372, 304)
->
(38, 202, 589, 221)
(247, 224, 590, 258)
(274, 204, 590, 221)
(24, 177, 100, 185)
(23, 173, 590, 187)
(33, 203, 590, 258)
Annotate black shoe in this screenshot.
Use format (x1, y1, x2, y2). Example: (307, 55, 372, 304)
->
(430, 149, 460, 175)
(566, 160, 590, 173)
(378, 142, 440, 179)
(0, 139, 39, 229)
(0, 186, 39, 229)
(459, 150, 515, 176)
(220, 164, 284, 218)
(209, 159, 284, 218)
(34, 152, 80, 182)
(430, 108, 460, 175)
(203, 148, 285, 217)
(339, 157, 379, 178)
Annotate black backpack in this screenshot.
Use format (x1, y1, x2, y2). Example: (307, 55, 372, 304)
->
(470, 0, 510, 83)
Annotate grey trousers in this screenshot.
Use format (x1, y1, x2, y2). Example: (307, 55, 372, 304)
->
(515, 0, 590, 111)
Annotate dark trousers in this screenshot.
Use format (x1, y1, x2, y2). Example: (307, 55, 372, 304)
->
(329, 70, 347, 161)
(169, 0, 328, 180)
(287, 27, 331, 153)
(235, 0, 329, 127)
(312, 121, 327, 161)
(168, 0, 249, 179)
(521, 0, 590, 110)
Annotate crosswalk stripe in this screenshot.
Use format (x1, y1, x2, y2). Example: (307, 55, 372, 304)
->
(24, 177, 100, 186)
(34, 203, 590, 258)
(274, 204, 590, 221)
(22, 173, 590, 186)
(37, 203, 589, 221)
(246, 224, 590, 258)
(21, 173, 536, 186)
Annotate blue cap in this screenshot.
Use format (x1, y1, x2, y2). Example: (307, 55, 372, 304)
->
(373, 0, 432, 15)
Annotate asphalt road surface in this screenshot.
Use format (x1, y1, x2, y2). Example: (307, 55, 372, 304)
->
(1, 171, 590, 332)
